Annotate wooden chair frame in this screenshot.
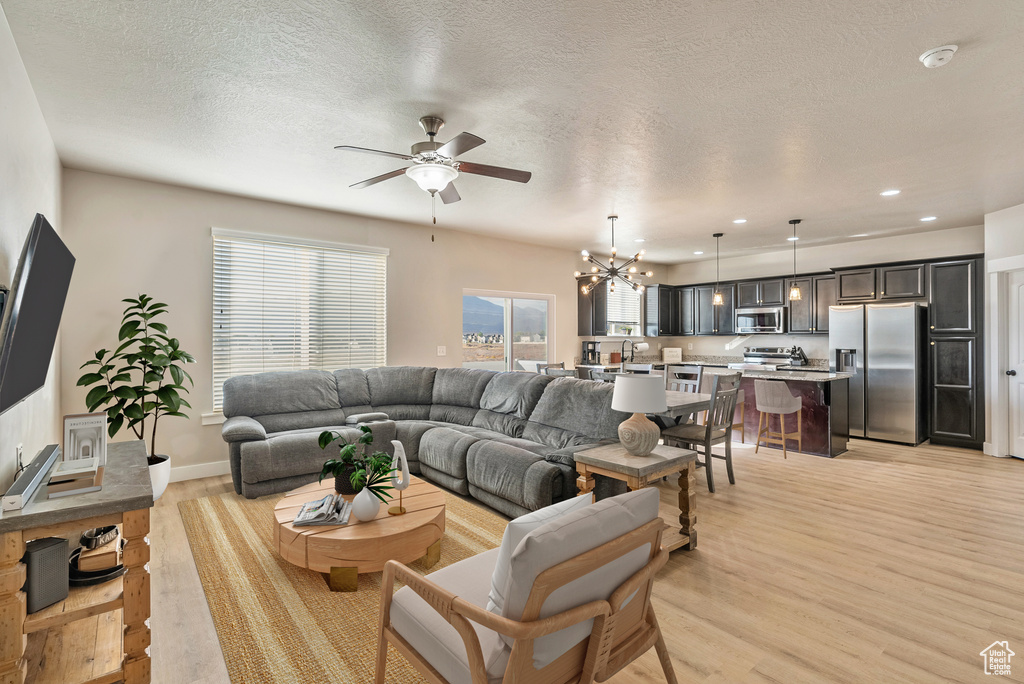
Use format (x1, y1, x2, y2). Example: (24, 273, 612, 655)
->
(589, 370, 620, 383)
(375, 519, 677, 684)
(664, 364, 702, 394)
(664, 375, 740, 493)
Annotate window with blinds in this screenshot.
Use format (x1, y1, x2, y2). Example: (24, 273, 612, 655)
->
(212, 230, 388, 411)
(605, 283, 642, 328)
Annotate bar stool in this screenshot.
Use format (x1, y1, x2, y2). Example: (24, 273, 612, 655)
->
(753, 379, 802, 458)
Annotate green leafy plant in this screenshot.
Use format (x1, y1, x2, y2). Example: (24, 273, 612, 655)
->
(319, 425, 395, 502)
(77, 294, 196, 459)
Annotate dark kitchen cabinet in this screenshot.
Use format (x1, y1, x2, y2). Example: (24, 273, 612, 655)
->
(715, 285, 735, 334)
(812, 275, 836, 334)
(929, 259, 977, 334)
(927, 257, 983, 449)
(694, 286, 716, 335)
(736, 281, 759, 308)
(835, 268, 877, 302)
(643, 284, 678, 337)
(577, 278, 607, 336)
(737, 279, 785, 307)
(879, 264, 927, 300)
(786, 277, 813, 333)
(678, 287, 696, 336)
(930, 337, 981, 445)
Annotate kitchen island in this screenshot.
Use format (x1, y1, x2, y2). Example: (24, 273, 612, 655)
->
(699, 366, 851, 457)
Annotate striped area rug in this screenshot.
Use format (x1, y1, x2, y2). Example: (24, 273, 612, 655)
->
(178, 489, 508, 683)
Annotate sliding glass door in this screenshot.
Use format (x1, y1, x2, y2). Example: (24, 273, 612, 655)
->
(462, 291, 553, 372)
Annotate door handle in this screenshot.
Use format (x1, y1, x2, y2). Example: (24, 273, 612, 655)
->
(1008, 370, 1018, 376)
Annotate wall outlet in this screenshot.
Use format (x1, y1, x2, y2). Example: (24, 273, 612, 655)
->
(687, 343, 693, 350)
(436, 346, 447, 357)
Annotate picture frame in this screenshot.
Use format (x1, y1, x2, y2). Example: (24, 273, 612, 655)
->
(63, 412, 107, 467)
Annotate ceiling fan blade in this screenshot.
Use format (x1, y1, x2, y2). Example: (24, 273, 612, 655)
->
(458, 162, 532, 183)
(349, 168, 408, 189)
(335, 145, 413, 161)
(435, 132, 485, 159)
(439, 182, 461, 204)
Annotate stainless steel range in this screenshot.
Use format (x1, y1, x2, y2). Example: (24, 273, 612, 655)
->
(727, 346, 808, 371)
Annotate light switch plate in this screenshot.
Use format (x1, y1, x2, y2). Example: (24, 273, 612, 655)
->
(687, 343, 693, 350)
(437, 346, 446, 356)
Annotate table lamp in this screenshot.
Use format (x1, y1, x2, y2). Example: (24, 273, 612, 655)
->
(611, 374, 667, 456)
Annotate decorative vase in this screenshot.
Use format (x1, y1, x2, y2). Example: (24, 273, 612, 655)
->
(388, 440, 410, 516)
(351, 488, 381, 522)
(147, 454, 170, 500)
(334, 466, 358, 495)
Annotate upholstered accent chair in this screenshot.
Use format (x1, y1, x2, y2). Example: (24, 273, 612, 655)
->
(375, 488, 677, 684)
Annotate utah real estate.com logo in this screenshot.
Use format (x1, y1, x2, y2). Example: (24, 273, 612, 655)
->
(980, 641, 1014, 676)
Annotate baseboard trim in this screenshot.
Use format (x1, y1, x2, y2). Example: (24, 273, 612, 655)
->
(984, 442, 995, 456)
(170, 459, 232, 483)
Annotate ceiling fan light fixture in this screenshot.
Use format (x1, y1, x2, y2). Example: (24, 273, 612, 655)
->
(405, 163, 458, 193)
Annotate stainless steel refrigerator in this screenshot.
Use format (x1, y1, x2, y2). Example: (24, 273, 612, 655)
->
(829, 302, 927, 444)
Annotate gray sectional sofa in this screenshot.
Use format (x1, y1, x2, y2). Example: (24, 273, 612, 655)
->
(220, 366, 629, 517)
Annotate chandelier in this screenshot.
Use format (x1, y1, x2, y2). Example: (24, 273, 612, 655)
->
(575, 215, 653, 295)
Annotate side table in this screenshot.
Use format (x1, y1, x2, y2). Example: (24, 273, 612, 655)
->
(574, 443, 698, 551)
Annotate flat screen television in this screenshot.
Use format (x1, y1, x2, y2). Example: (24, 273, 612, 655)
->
(0, 214, 75, 415)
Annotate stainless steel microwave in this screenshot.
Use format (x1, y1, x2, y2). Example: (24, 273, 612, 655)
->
(734, 306, 787, 334)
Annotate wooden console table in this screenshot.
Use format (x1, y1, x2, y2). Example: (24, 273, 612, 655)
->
(574, 443, 698, 551)
(0, 441, 154, 684)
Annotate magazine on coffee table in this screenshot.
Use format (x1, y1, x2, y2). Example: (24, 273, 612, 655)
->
(293, 493, 352, 526)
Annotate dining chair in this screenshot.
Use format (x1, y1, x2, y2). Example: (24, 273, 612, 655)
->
(664, 364, 703, 393)
(590, 370, 620, 383)
(698, 372, 746, 443)
(661, 372, 740, 493)
(544, 367, 577, 377)
(622, 363, 653, 374)
(537, 362, 564, 374)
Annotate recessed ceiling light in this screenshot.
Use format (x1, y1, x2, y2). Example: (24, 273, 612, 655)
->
(880, 189, 901, 196)
(920, 216, 937, 222)
(850, 233, 869, 238)
(732, 219, 747, 224)
(693, 251, 704, 255)
(787, 236, 799, 241)
(634, 238, 645, 243)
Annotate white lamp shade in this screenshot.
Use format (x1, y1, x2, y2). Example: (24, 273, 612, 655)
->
(405, 163, 458, 193)
(611, 374, 667, 414)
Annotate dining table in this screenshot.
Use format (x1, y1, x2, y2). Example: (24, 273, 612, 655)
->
(661, 390, 713, 419)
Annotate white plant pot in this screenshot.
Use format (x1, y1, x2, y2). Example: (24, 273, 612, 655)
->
(351, 488, 381, 522)
(149, 455, 171, 501)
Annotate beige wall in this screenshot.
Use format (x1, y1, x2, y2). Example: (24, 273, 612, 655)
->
(665, 225, 984, 285)
(60, 169, 592, 477)
(0, 8, 62, 489)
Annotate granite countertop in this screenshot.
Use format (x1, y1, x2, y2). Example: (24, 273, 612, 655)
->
(0, 440, 153, 534)
(700, 366, 852, 382)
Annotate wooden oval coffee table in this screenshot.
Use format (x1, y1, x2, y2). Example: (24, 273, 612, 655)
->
(273, 475, 445, 591)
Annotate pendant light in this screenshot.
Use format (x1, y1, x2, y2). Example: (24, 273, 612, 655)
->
(712, 232, 724, 306)
(788, 219, 803, 301)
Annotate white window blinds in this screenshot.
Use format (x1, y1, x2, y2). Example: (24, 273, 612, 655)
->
(605, 284, 642, 326)
(212, 231, 387, 411)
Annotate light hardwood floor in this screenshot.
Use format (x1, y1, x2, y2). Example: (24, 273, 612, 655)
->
(151, 440, 1024, 683)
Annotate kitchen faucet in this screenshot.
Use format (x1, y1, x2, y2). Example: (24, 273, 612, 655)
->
(621, 338, 635, 363)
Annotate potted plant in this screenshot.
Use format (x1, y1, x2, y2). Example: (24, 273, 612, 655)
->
(77, 295, 196, 500)
(319, 425, 395, 521)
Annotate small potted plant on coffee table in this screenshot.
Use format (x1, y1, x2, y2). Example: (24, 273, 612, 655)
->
(319, 425, 395, 521)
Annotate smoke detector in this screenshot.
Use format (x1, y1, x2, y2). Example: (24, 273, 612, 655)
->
(919, 45, 958, 68)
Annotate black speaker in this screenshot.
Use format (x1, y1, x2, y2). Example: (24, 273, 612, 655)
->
(23, 537, 69, 613)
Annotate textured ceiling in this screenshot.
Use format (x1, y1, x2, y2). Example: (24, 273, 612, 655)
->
(2, 0, 1023, 261)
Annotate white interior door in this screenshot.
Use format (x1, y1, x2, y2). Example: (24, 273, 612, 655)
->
(1007, 270, 1024, 457)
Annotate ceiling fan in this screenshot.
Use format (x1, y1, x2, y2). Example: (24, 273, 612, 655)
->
(335, 116, 532, 218)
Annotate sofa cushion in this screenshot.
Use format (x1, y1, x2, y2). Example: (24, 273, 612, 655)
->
(367, 366, 436, 407)
(223, 370, 348, 432)
(485, 495, 593, 616)
(428, 368, 496, 425)
(523, 377, 628, 449)
(333, 368, 373, 414)
(417, 427, 482, 495)
(473, 372, 554, 438)
(391, 548, 508, 684)
(499, 488, 659, 667)
(467, 441, 564, 512)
